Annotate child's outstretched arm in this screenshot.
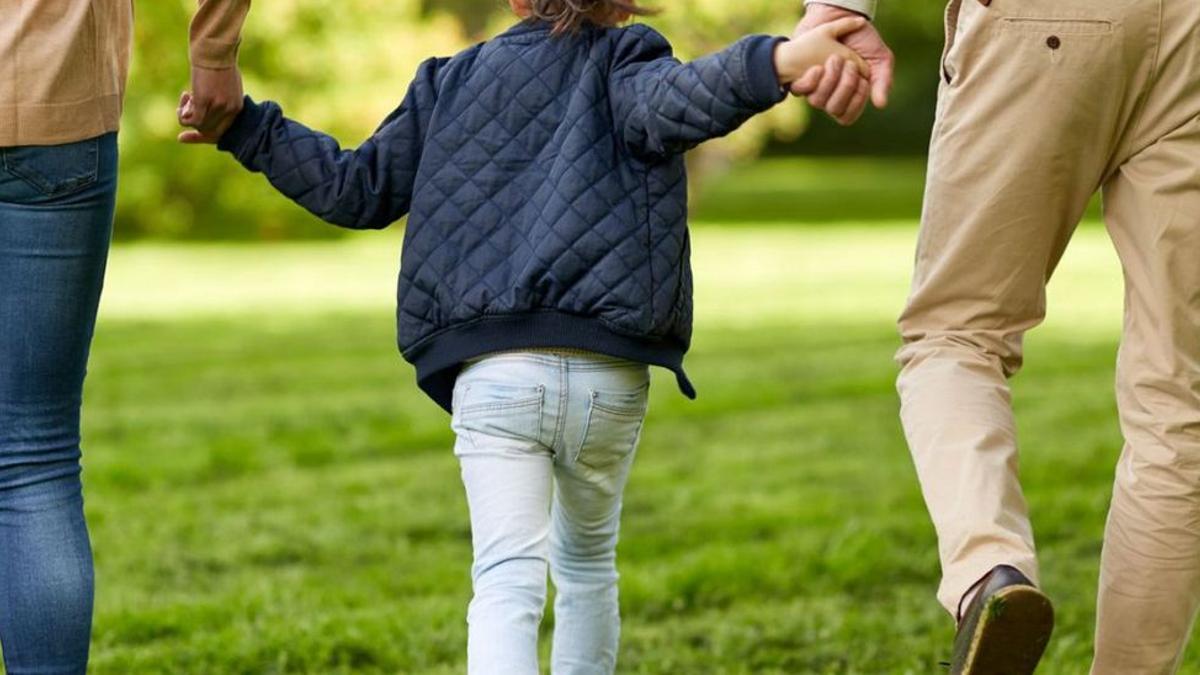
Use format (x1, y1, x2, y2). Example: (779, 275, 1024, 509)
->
(609, 20, 867, 160)
(209, 57, 447, 230)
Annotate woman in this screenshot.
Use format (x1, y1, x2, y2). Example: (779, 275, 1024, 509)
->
(0, 1, 247, 671)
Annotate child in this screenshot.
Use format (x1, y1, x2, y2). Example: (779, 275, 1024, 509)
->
(196, 2, 866, 672)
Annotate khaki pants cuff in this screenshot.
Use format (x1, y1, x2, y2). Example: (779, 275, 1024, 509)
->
(938, 553, 1040, 620)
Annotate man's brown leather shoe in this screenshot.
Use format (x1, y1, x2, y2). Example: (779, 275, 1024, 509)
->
(950, 565, 1054, 675)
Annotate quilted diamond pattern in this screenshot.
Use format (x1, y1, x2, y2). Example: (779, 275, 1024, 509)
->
(220, 20, 786, 409)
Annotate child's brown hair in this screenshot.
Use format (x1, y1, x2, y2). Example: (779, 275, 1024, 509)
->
(520, 0, 656, 33)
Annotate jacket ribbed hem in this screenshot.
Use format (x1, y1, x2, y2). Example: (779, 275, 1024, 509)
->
(404, 312, 696, 412)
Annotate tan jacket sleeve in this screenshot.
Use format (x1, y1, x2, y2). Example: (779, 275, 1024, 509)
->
(804, 0, 877, 20)
(189, 0, 251, 69)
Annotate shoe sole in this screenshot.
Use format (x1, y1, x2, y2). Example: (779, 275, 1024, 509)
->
(956, 586, 1055, 675)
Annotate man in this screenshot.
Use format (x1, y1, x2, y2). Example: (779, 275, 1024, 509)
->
(0, 2, 247, 672)
(796, 0, 1200, 673)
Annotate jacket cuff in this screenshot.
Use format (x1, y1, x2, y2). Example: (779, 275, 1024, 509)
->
(742, 36, 789, 110)
(804, 0, 877, 20)
(217, 96, 265, 156)
(189, 38, 242, 70)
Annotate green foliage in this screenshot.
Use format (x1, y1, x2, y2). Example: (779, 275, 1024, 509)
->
(116, 0, 947, 240)
(793, 1, 948, 155)
(118, 0, 471, 240)
(691, 157, 928, 223)
(688, 157, 1104, 224)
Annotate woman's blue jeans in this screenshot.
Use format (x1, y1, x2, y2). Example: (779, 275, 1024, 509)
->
(0, 133, 116, 674)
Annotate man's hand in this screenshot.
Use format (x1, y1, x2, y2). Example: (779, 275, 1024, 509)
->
(774, 17, 870, 85)
(791, 3, 895, 126)
(178, 65, 244, 144)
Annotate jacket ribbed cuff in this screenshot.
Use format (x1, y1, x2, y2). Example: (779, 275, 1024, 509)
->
(216, 96, 265, 156)
(742, 36, 789, 110)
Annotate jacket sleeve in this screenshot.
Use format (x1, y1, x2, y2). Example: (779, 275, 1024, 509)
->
(803, 0, 878, 20)
(217, 58, 446, 230)
(608, 25, 787, 161)
(190, 0, 251, 69)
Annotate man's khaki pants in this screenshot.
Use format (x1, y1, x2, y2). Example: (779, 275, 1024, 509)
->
(898, 0, 1200, 672)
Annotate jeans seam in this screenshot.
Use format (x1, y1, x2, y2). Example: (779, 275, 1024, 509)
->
(572, 392, 597, 464)
(591, 400, 646, 417)
(552, 357, 569, 455)
(458, 397, 543, 415)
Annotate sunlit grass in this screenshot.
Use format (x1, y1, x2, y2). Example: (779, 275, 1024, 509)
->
(102, 222, 1124, 335)
(72, 221, 1154, 673)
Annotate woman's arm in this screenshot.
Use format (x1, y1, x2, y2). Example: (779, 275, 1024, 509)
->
(190, 0, 251, 70)
(184, 0, 252, 143)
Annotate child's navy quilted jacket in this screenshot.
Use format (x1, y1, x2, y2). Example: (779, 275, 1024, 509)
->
(218, 20, 787, 412)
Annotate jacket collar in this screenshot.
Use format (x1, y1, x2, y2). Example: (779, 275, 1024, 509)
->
(498, 19, 554, 39)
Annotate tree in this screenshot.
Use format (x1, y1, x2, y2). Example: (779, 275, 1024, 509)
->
(117, 0, 945, 239)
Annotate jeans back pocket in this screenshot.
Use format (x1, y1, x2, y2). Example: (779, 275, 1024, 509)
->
(452, 381, 546, 454)
(573, 385, 649, 470)
(1, 138, 100, 199)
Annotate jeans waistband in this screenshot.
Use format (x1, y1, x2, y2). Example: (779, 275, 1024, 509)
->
(465, 349, 645, 370)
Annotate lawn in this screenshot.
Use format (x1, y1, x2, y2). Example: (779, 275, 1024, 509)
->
(74, 163, 1146, 673)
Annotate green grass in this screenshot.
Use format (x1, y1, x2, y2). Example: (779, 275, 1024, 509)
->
(72, 218, 1160, 673)
(689, 158, 1105, 225)
(691, 158, 929, 224)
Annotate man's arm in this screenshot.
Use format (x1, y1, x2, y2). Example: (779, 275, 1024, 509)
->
(180, 0, 251, 143)
(793, 1, 893, 126)
(804, 0, 877, 20)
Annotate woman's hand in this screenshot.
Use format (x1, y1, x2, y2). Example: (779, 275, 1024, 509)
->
(178, 65, 244, 144)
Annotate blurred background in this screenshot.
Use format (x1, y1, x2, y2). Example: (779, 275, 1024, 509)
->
(81, 0, 1137, 672)
(119, 0, 947, 239)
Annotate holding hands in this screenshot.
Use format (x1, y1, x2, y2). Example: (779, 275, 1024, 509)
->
(774, 17, 871, 95)
(789, 3, 895, 126)
(174, 4, 895, 143)
(177, 64, 244, 144)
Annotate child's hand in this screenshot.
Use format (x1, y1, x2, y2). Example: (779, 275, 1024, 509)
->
(774, 17, 870, 87)
(178, 92, 213, 144)
(177, 88, 242, 145)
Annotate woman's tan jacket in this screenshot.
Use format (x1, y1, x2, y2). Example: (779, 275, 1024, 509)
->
(0, 0, 250, 146)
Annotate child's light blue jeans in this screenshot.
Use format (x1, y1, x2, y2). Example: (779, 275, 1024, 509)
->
(452, 350, 650, 675)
